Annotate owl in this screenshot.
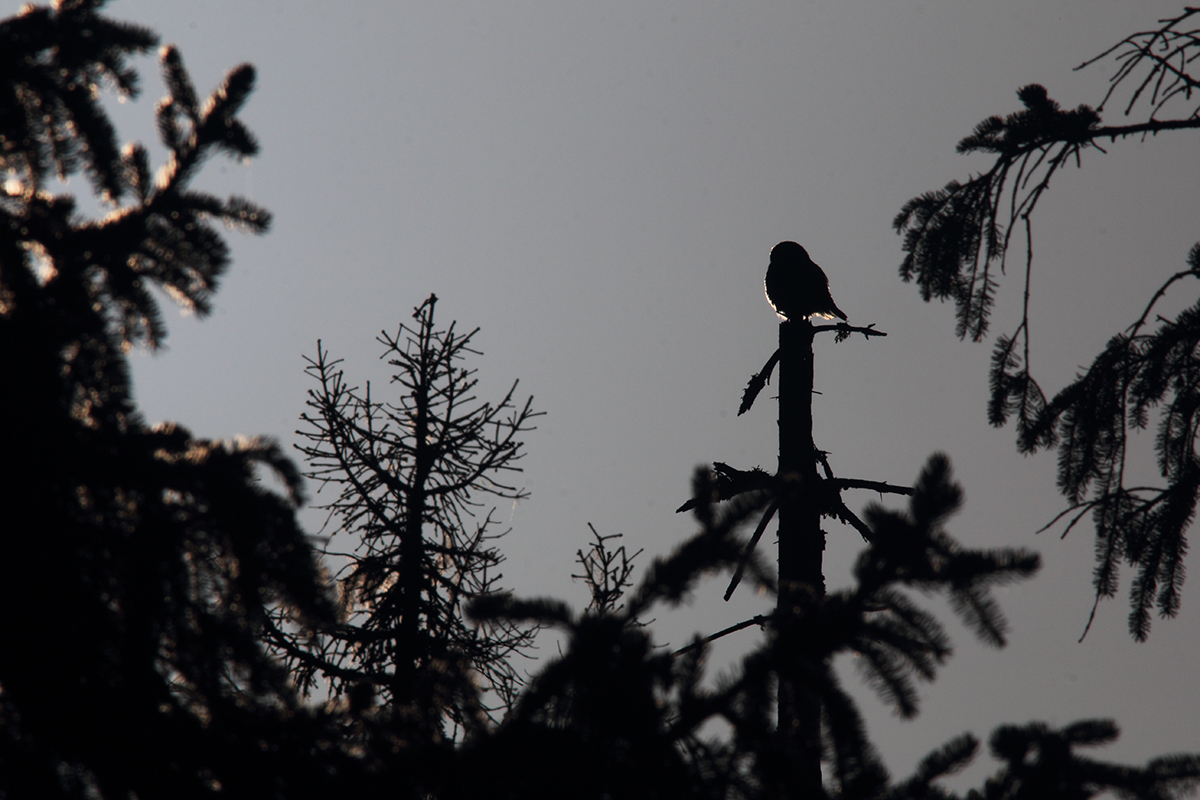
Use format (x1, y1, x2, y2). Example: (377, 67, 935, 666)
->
(764, 241, 847, 322)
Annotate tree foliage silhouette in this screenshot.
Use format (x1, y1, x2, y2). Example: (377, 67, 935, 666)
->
(265, 295, 541, 741)
(893, 8, 1200, 640)
(686, 391, 1042, 796)
(970, 719, 1200, 800)
(0, 2, 346, 797)
(464, 446, 1199, 800)
(463, 469, 777, 800)
(662, 257, 1199, 798)
(7, 3, 1200, 799)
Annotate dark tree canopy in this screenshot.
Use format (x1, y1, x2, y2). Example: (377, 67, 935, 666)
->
(6, 3, 1200, 800)
(893, 8, 1200, 640)
(0, 2, 342, 797)
(266, 295, 541, 741)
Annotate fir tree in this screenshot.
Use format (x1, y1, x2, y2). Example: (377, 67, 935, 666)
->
(0, 2, 344, 797)
(631, 257, 1200, 799)
(893, 8, 1200, 640)
(265, 295, 541, 742)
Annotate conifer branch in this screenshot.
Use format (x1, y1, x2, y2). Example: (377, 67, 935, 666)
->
(894, 9, 1200, 638)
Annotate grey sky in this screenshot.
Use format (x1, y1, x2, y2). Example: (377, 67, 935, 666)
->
(99, 0, 1200, 783)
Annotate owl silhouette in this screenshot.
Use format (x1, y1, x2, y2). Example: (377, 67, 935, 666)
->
(764, 241, 847, 322)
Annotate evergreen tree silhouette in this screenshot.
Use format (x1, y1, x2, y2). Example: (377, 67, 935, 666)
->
(0, 3, 346, 797)
(265, 295, 541, 743)
(660, 247, 1200, 799)
(8, 4, 1200, 799)
(462, 482, 769, 799)
(893, 8, 1200, 640)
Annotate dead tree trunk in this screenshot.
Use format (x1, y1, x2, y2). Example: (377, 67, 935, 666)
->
(776, 318, 824, 797)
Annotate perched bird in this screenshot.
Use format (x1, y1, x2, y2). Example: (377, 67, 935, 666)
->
(764, 241, 847, 322)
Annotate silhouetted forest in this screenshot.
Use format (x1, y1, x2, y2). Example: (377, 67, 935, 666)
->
(2, 2, 1198, 798)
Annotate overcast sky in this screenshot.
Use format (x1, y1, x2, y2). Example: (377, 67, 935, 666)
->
(91, 0, 1200, 784)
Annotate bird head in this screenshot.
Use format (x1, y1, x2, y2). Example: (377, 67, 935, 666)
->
(770, 241, 807, 263)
